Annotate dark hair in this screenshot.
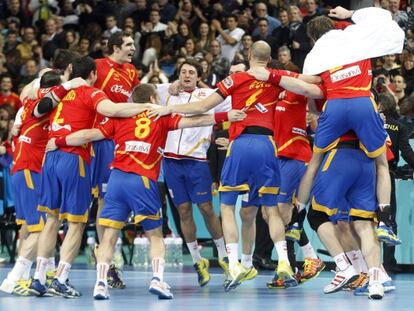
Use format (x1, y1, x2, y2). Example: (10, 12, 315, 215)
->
(40, 71, 62, 88)
(399, 96, 414, 116)
(70, 56, 96, 79)
(307, 16, 334, 42)
(226, 14, 238, 22)
(131, 84, 157, 103)
(378, 93, 398, 118)
(52, 49, 80, 71)
(107, 31, 132, 54)
(0, 73, 12, 82)
(179, 58, 203, 78)
(231, 59, 249, 70)
(257, 17, 268, 24)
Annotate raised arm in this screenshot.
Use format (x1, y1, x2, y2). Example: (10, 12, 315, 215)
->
(96, 100, 157, 118)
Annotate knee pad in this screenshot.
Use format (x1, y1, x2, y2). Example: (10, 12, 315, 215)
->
(307, 207, 330, 232)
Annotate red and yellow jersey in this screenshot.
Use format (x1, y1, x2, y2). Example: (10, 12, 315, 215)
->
(274, 91, 312, 163)
(216, 70, 293, 140)
(0, 92, 22, 111)
(49, 86, 108, 163)
(320, 59, 372, 99)
(94, 58, 140, 125)
(12, 87, 56, 174)
(98, 112, 182, 181)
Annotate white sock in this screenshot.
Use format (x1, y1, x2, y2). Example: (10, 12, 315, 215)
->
(96, 262, 109, 286)
(22, 259, 33, 280)
(8, 256, 32, 282)
(380, 266, 391, 282)
(333, 253, 350, 271)
(213, 238, 227, 260)
(241, 254, 253, 269)
(369, 267, 381, 285)
(46, 257, 55, 272)
(187, 241, 202, 263)
(56, 261, 71, 284)
(152, 257, 165, 282)
(301, 242, 318, 259)
(226, 243, 239, 270)
(34, 257, 49, 285)
(275, 241, 289, 263)
(346, 251, 361, 273)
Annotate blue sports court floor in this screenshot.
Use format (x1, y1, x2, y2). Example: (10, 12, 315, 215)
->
(0, 267, 413, 311)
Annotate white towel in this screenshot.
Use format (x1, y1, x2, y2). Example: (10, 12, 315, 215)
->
(303, 7, 405, 75)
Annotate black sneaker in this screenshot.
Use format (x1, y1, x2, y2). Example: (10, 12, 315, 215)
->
(107, 264, 126, 289)
(47, 279, 81, 298)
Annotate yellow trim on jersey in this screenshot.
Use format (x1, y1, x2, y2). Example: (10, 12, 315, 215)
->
(99, 218, 125, 230)
(369, 96, 378, 112)
(27, 217, 45, 233)
(115, 151, 163, 170)
(321, 100, 328, 112)
(329, 66, 343, 73)
(59, 210, 89, 223)
(141, 176, 150, 189)
(16, 219, 26, 226)
(225, 141, 234, 158)
(14, 119, 48, 163)
(311, 197, 337, 216)
(321, 149, 337, 172)
(342, 82, 372, 91)
(24, 169, 35, 190)
(184, 138, 209, 156)
(100, 68, 115, 91)
(268, 136, 277, 157)
(90, 144, 95, 157)
(79, 156, 86, 177)
(349, 208, 377, 220)
(244, 99, 278, 112)
(219, 184, 250, 192)
(37, 205, 59, 216)
(258, 186, 279, 195)
(313, 138, 340, 154)
(134, 212, 161, 224)
(359, 142, 386, 158)
(277, 136, 309, 152)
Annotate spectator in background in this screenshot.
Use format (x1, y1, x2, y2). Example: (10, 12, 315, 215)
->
(389, 0, 408, 30)
(195, 22, 215, 55)
(7, 0, 30, 27)
(147, 9, 168, 32)
(213, 14, 245, 63)
(303, 0, 322, 25)
(288, 5, 311, 70)
(16, 27, 38, 63)
(234, 33, 253, 62)
(0, 74, 21, 112)
(382, 54, 401, 76)
(129, 0, 150, 32)
(42, 17, 65, 61)
(103, 14, 121, 38)
(178, 21, 194, 43)
(158, 0, 178, 24)
(114, 0, 137, 28)
(272, 8, 290, 49)
(64, 29, 79, 51)
(19, 59, 38, 85)
(252, 2, 281, 37)
(200, 58, 217, 88)
(3, 30, 19, 54)
(278, 46, 300, 72)
(253, 18, 279, 59)
(399, 95, 414, 134)
(205, 39, 229, 81)
(391, 74, 408, 103)
(141, 33, 162, 67)
(401, 52, 414, 94)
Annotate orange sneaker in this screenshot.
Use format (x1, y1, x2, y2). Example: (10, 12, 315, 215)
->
(301, 258, 325, 282)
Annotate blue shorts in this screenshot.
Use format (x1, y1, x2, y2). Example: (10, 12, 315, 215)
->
(99, 169, 162, 231)
(90, 139, 114, 198)
(163, 158, 212, 206)
(38, 150, 92, 223)
(314, 97, 387, 158)
(311, 148, 377, 220)
(329, 199, 351, 224)
(12, 170, 45, 232)
(278, 157, 307, 204)
(220, 134, 280, 207)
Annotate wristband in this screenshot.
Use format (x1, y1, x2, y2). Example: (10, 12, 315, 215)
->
(268, 71, 282, 85)
(53, 85, 69, 100)
(214, 112, 229, 123)
(55, 136, 68, 148)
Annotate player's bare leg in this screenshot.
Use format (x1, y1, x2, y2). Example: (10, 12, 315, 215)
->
(239, 206, 258, 281)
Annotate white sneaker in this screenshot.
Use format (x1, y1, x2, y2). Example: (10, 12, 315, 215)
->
(93, 281, 109, 300)
(0, 278, 16, 294)
(224, 262, 248, 292)
(368, 282, 384, 300)
(324, 265, 358, 294)
(149, 278, 173, 299)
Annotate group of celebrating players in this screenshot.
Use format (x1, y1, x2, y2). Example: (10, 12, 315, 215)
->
(0, 5, 405, 302)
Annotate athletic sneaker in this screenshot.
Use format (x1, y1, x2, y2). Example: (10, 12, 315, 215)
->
(301, 258, 325, 282)
(47, 279, 81, 298)
(285, 224, 301, 242)
(194, 258, 210, 287)
(276, 260, 298, 288)
(267, 270, 301, 289)
(46, 270, 56, 286)
(324, 265, 358, 294)
(368, 282, 384, 299)
(382, 279, 396, 292)
(1, 278, 31, 296)
(149, 278, 173, 299)
(218, 257, 230, 277)
(242, 266, 258, 281)
(354, 279, 395, 296)
(224, 262, 248, 292)
(28, 279, 50, 297)
(107, 264, 126, 289)
(344, 272, 369, 291)
(93, 281, 109, 300)
(376, 225, 402, 246)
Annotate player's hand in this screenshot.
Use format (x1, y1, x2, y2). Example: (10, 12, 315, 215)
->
(215, 137, 229, 150)
(0, 146, 6, 155)
(45, 138, 58, 152)
(228, 109, 246, 122)
(10, 124, 21, 137)
(328, 6, 353, 19)
(168, 80, 181, 96)
(147, 105, 172, 119)
(248, 67, 270, 81)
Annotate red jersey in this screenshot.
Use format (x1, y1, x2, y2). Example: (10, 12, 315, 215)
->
(320, 59, 372, 99)
(49, 86, 108, 163)
(274, 91, 312, 163)
(98, 112, 182, 181)
(216, 70, 293, 140)
(12, 88, 55, 174)
(0, 92, 22, 111)
(94, 58, 140, 125)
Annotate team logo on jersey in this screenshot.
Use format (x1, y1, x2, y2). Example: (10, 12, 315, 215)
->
(100, 117, 109, 125)
(51, 123, 72, 132)
(292, 127, 306, 136)
(330, 65, 361, 83)
(275, 106, 286, 111)
(111, 84, 131, 97)
(222, 77, 233, 89)
(255, 103, 268, 113)
(18, 135, 31, 144)
(91, 90, 103, 98)
(125, 141, 151, 154)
